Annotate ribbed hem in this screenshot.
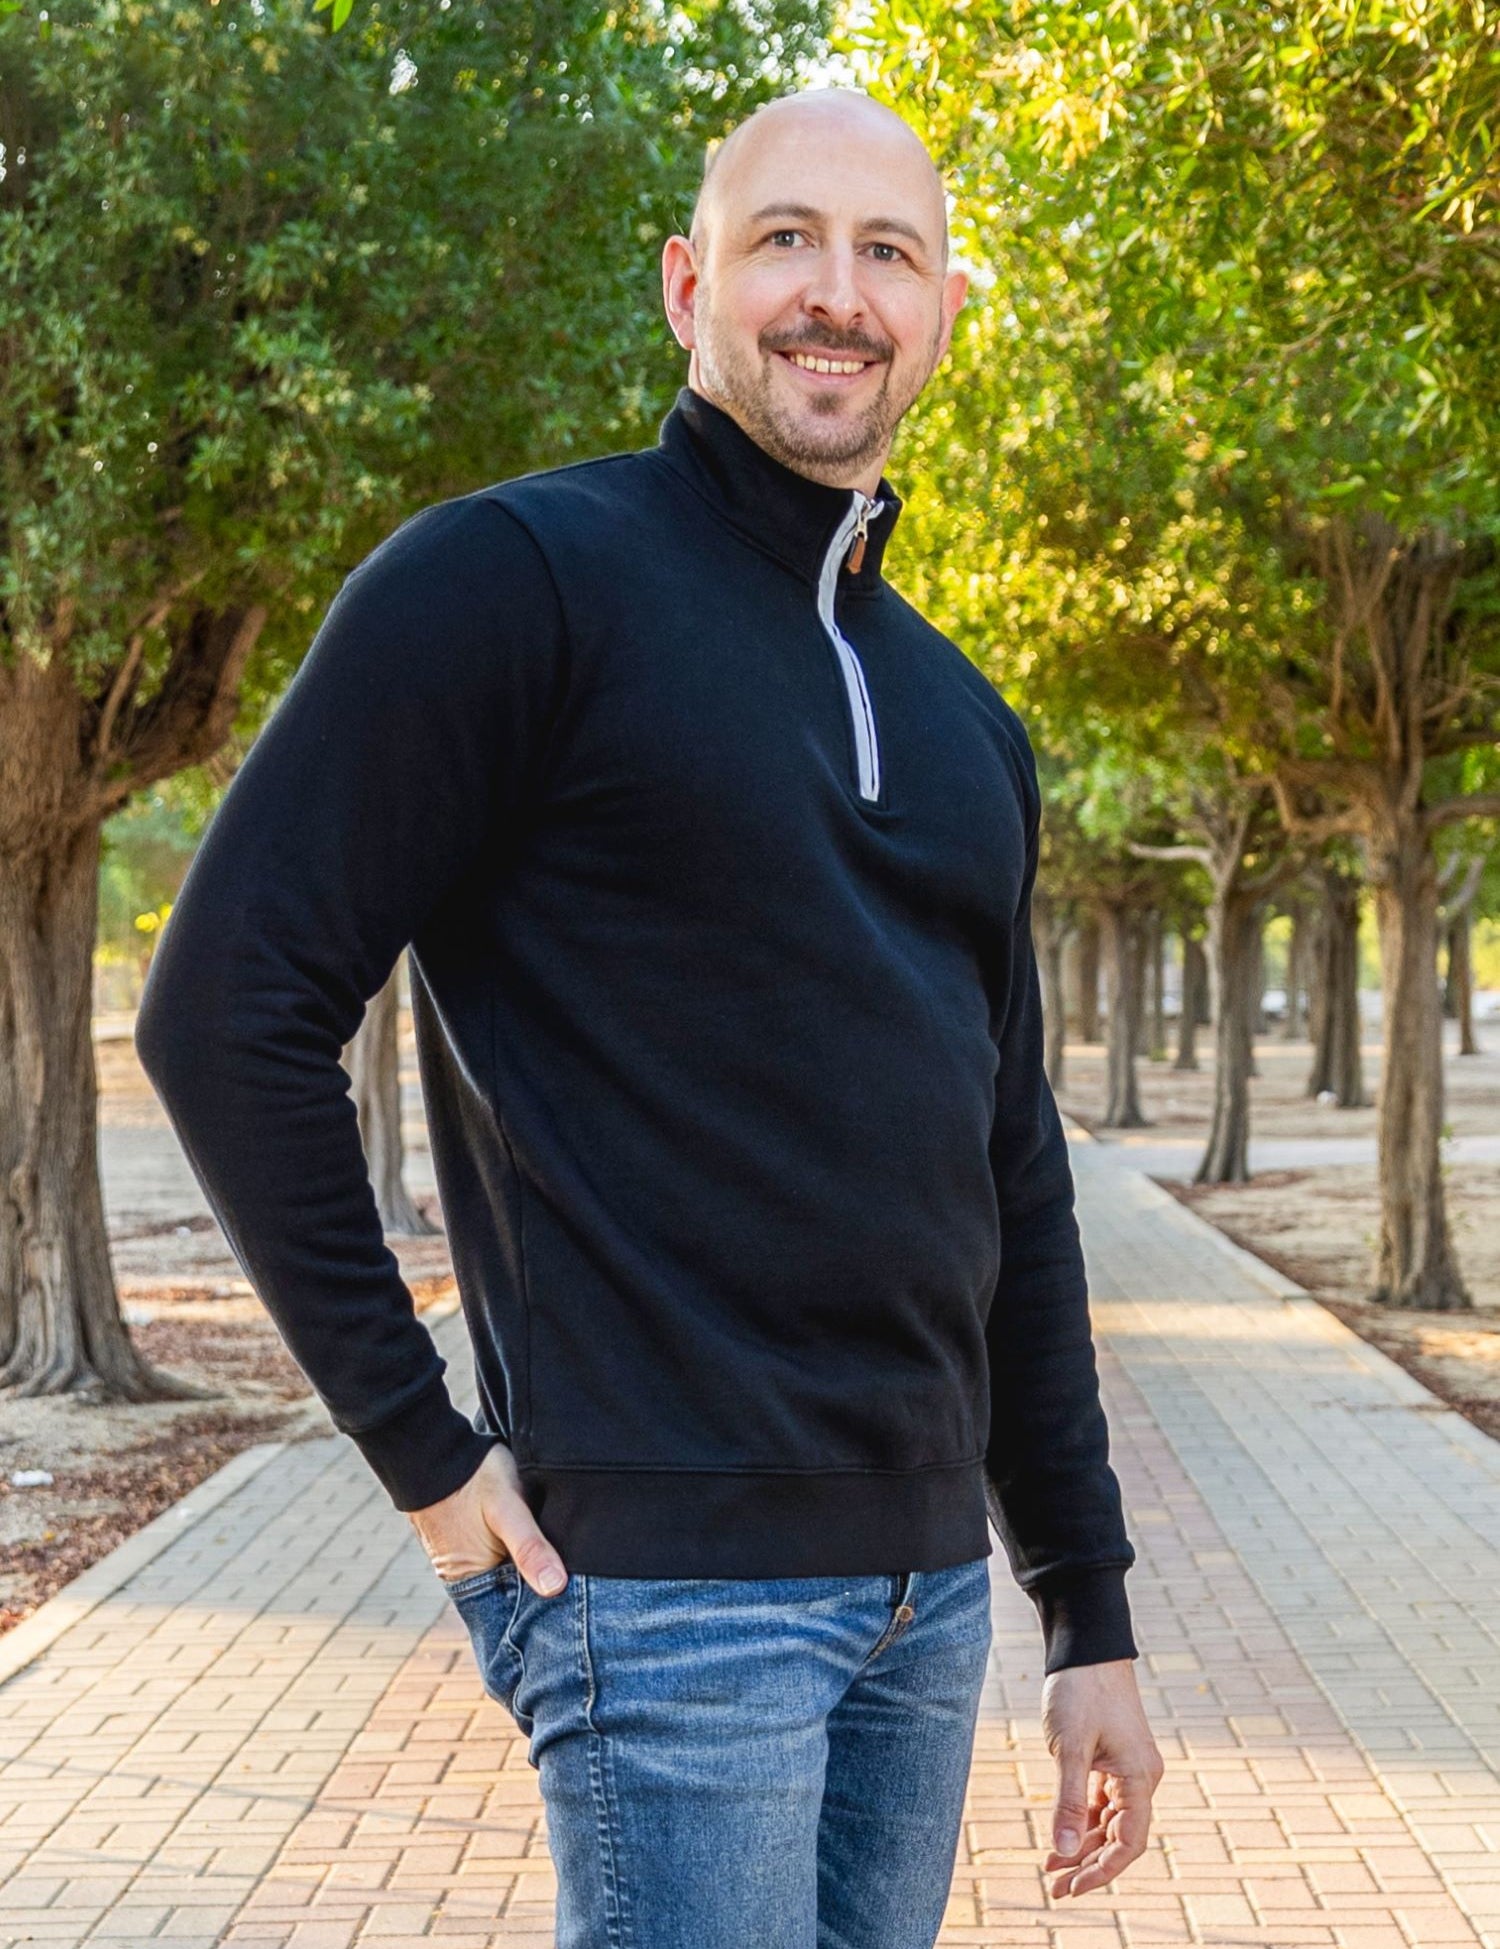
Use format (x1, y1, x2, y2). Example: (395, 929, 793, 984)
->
(349, 1374, 502, 1513)
(1028, 1565, 1138, 1674)
(518, 1457, 993, 1577)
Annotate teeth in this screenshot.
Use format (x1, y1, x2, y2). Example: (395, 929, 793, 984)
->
(788, 352, 867, 375)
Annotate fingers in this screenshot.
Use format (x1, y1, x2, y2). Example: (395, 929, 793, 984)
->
(1046, 1769, 1154, 1898)
(1038, 1664, 1165, 1899)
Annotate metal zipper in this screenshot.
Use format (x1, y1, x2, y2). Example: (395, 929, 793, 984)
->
(816, 491, 884, 803)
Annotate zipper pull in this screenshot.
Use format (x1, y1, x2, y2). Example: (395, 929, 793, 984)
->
(845, 494, 876, 574)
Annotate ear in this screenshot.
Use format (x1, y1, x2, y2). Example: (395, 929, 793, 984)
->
(662, 235, 701, 352)
(935, 266, 970, 364)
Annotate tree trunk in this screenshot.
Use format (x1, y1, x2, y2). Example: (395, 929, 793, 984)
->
(1445, 911, 1480, 1057)
(1129, 909, 1151, 1060)
(1075, 913, 1101, 1043)
(1306, 865, 1366, 1107)
(1369, 820, 1469, 1310)
(345, 956, 437, 1238)
(1246, 914, 1264, 1078)
(1099, 901, 1148, 1128)
(1060, 926, 1079, 1042)
(0, 821, 213, 1400)
(1195, 952, 1212, 1026)
(1146, 909, 1167, 1060)
(1195, 889, 1260, 1185)
(1204, 913, 1221, 1034)
(1174, 934, 1204, 1072)
(1278, 521, 1475, 1308)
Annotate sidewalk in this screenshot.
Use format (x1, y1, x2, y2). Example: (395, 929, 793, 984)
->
(3, 1135, 1500, 1946)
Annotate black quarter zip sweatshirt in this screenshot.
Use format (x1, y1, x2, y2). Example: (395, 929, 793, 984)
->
(135, 385, 1138, 1675)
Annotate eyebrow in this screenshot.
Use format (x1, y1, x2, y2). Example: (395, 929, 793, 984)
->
(743, 201, 932, 254)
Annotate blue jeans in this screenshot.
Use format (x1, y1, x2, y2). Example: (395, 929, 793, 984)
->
(442, 1556, 993, 1948)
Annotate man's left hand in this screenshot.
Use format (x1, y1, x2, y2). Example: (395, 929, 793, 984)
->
(1040, 1657, 1163, 1898)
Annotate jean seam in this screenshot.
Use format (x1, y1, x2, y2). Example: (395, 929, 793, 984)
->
(500, 1572, 527, 1702)
(578, 1575, 632, 1947)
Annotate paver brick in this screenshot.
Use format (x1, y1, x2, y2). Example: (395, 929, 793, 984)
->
(5, 1143, 1500, 1943)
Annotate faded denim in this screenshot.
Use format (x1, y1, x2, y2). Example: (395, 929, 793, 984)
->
(443, 1554, 994, 1949)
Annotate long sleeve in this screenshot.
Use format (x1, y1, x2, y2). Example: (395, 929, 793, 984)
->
(134, 493, 568, 1513)
(983, 727, 1138, 1675)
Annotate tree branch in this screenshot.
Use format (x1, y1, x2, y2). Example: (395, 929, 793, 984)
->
(1126, 840, 1213, 868)
(1424, 793, 1500, 832)
(88, 572, 211, 765)
(1269, 771, 1365, 846)
(91, 603, 267, 816)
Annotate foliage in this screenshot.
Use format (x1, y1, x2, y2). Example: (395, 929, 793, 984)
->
(0, 0, 829, 731)
(844, 0, 1500, 796)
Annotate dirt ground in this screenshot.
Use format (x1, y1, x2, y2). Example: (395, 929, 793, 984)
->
(4, 1012, 1496, 1637)
(1055, 1027, 1500, 1443)
(0, 1024, 458, 1636)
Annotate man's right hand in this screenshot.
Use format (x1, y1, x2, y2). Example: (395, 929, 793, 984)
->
(406, 1442, 569, 1598)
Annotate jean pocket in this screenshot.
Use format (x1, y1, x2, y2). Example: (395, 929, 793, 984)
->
(444, 1560, 526, 1714)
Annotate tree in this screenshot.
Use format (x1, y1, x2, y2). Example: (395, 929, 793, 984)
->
(0, 0, 829, 1398)
(1305, 850, 1369, 1108)
(1132, 771, 1302, 1183)
(846, 0, 1500, 1308)
(1033, 745, 1187, 1130)
(1174, 929, 1207, 1072)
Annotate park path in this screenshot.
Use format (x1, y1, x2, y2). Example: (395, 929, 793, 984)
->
(3, 1133, 1500, 1947)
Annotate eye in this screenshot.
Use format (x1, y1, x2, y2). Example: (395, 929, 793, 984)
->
(767, 228, 804, 248)
(868, 241, 907, 264)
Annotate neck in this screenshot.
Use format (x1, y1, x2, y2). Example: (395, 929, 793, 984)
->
(686, 364, 888, 498)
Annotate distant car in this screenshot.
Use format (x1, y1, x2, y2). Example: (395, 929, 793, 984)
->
(1259, 986, 1288, 1024)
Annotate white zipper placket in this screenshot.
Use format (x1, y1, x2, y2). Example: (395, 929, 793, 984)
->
(816, 490, 883, 803)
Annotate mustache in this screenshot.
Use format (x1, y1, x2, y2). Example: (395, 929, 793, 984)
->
(765, 335, 890, 363)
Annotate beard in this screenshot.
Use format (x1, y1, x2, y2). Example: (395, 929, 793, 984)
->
(693, 288, 939, 478)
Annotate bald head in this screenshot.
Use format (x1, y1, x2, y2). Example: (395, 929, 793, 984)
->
(689, 89, 950, 272)
(661, 84, 968, 490)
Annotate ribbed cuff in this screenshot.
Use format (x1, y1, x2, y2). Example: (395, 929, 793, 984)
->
(1029, 1565, 1138, 1675)
(348, 1374, 502, 1513)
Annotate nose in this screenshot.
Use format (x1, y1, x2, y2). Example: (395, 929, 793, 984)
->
(799, 241, 865, 333)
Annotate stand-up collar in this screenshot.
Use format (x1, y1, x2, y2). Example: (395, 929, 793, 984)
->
(656, 385, 903, 592)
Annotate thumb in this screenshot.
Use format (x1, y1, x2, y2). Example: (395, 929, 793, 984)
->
(1051, 1749, 1092, 1860)
(470, 1444, 568, 1599)
(498, 1509, 569, 1599)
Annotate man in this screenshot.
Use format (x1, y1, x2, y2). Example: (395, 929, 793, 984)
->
(137, 85, 1162, 1947)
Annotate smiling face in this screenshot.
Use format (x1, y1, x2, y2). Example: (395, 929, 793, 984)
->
(661, 91, 969, 493)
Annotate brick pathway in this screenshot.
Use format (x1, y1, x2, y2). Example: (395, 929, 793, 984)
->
(3, 1134, 1500, 1947)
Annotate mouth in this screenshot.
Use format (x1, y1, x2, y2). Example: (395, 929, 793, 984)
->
(774, 348, 882, 386)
